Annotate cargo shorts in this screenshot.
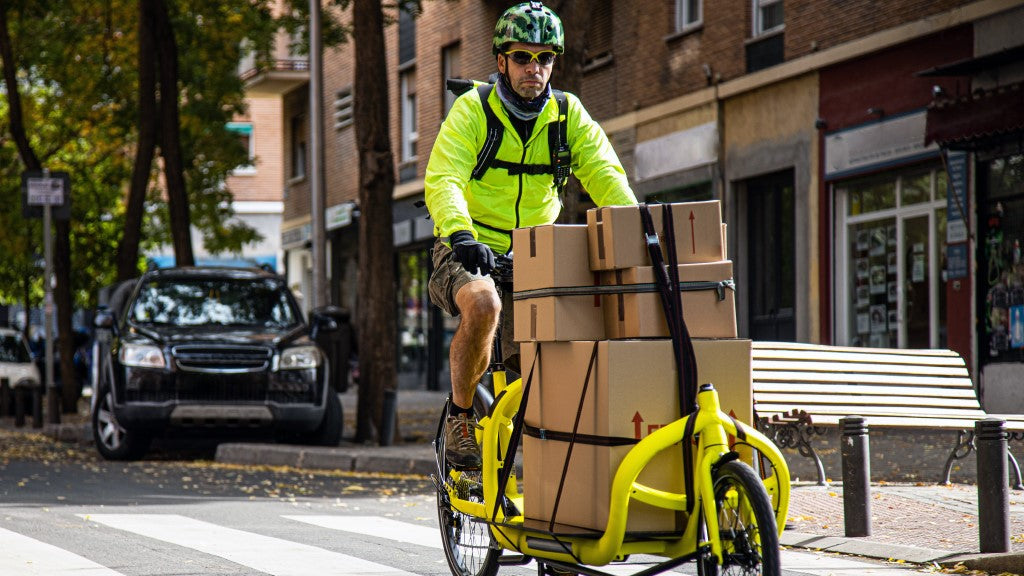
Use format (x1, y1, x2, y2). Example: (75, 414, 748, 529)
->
(428, 239, 519, 375)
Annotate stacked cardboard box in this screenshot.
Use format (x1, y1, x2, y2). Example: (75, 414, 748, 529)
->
(512, 201, 752, 534)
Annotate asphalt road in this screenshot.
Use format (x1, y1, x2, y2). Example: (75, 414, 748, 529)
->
(1, 429, 952, 576)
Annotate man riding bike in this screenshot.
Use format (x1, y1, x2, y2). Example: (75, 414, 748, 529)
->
(425, 1, 638, 471)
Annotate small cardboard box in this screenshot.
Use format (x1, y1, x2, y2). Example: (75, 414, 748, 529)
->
(600, 261, 737, 339)
(587, 201, 724, 271)
(513, 296, 604, 342)
(521, 338, 753, 533)
(513, 225, 593, 292)
(513, 225, 604, 341)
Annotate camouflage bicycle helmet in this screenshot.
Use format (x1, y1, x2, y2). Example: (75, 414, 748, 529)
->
(492, 2, 565, 55)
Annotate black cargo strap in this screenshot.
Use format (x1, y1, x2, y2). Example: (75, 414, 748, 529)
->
(548, 341, 599, 531)
(512, 280, 735, 301)
(470, 84, 571, 194)
(523, 424, 638, 447)
(639, 203, 698, 514)
(492, 346, 540, 523)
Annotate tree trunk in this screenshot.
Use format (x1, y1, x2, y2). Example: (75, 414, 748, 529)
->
(553, 0, 590, 225)
(352, 0, 398, 445)
(118, 0, 159, 281)
(153, 0, 194, 266)
(56, 221, 78, 413)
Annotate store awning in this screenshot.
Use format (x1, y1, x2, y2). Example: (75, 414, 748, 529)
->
(924, 82, 1024, 150)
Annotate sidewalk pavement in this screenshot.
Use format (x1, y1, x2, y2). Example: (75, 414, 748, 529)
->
(20, 387, 1024, 574)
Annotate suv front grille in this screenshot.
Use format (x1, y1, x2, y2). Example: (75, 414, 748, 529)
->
(172, 344, 272, 373)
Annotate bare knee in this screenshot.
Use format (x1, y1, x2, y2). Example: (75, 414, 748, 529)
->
(456, 282, 501, 327)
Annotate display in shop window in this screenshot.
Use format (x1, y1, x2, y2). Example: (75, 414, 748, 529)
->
(1011, 306, 1024, 350)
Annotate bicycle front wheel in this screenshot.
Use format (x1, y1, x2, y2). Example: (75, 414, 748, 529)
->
(436, 405, 500, 576)
(697, 460, 780, 576)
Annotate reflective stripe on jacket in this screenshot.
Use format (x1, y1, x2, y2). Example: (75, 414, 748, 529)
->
(425, 85, 637, 254)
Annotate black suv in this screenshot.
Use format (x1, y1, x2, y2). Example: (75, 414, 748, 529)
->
(91, 266, 341, 460)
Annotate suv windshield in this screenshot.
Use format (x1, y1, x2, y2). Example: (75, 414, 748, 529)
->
(130, 278, 299, 328)
(0, 335, 31, 363)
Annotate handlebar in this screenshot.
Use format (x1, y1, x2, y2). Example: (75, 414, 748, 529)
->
(491, 253, 514, 288)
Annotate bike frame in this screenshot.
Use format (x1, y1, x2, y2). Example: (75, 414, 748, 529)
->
(441, 369, 792, 570)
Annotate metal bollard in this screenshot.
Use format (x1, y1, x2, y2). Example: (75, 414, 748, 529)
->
(0, 377, 9, 417)
(379, 389, 397, 446)
(841, 415, 871, 537)
(976, 418, 1010, 553)
(13, 387, 26, 428)
(31, 387, 43, 429)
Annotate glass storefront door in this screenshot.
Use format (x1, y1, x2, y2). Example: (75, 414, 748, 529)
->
(837, 164, 948, 348)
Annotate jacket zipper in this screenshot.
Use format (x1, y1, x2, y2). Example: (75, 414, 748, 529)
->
(514, 145, 527, 229)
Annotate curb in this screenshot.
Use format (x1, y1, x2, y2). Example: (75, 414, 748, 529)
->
(214, 442, 437, 476)
(780, 531, 958, 564)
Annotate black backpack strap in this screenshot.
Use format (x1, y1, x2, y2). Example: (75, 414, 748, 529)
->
(470, 85, 570, 185)
(472, 84, 504, 181)
(549, 89, 571, 192)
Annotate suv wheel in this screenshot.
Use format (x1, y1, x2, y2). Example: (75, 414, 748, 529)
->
(304, 392, 343, 446)
(92, 388, 151, 460)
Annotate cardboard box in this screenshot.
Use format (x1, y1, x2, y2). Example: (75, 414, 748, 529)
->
(513, 225, 593, 292)
(513, 225, 604, 342)
(600, 262, 737, 339)
(513, 296, 604, 342)
(587, 201, 724, 271)
(521, 338, 753, 533)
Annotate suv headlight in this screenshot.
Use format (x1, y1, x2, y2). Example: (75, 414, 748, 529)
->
(120, 343, 165, 369)
(278, 345, 322, 370)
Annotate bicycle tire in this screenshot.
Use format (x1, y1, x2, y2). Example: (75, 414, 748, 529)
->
(697, 460, 780, 576)
(436, 401, 501, 576)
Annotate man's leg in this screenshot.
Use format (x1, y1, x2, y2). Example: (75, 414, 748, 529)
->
(450, 279, 501, 409)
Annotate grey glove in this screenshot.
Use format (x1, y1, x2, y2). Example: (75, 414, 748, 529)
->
(449, 231, 495, 276)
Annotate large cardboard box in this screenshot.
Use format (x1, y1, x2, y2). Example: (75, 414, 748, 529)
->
(513, 225, 604, 342)
(601, 262, 737, 339)
(587, 201, 724, 271)
(521, 338, 753, 533)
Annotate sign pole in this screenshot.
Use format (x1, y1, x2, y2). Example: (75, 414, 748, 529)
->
(43, 199, 58, 424)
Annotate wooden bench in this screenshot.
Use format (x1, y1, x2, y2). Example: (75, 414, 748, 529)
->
(751, 341, 1024, 486)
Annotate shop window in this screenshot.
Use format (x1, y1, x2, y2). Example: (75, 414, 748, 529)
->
(837, 165, 947, 348)
(980, 154, 1024, 362)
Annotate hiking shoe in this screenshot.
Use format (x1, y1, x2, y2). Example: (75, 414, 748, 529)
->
(444, 412, 482, 470)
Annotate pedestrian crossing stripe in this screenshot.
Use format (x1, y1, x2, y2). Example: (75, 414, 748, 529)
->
(78, 514, 418, 576)
(0, 512, 934, 576)
(0, 527, 125, 576)
(284, 515, 441, 549)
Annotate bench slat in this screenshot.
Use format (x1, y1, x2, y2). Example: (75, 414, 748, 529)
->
(753, 341, 962, 358)
(754, 393, 980, 409)
(752, 359, 968, 377)
(752, 383, 978, 399)
(760, 414, 1020, 430)
(754, 402, 989, 419)
(752, 370, 973, 387)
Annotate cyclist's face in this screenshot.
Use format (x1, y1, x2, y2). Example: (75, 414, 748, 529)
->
(498, 42, 554, 100)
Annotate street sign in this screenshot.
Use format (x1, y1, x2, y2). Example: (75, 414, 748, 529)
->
(21, 171, 71, 220)
(27, 176, 65, 206)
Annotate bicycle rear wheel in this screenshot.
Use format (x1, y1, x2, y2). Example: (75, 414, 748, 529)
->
(697, 460, 780, 576)
(436, 400, 500, 576)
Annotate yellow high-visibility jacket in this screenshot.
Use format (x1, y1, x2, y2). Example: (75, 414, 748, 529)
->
(425, 85, 637, 254)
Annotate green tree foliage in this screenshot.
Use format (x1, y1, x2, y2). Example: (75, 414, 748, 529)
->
(0, 0, 291, 310)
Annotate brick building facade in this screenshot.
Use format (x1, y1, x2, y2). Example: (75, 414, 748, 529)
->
(246, 0, 1024, 403)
